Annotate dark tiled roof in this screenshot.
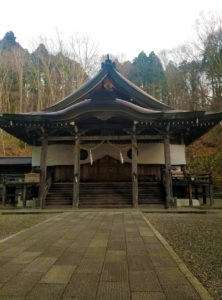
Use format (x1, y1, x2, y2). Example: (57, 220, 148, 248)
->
(0, 157, 31, 165)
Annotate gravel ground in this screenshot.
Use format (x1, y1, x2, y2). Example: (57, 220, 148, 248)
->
(146, 213, 222, 300)
(0, 214, 56, 240)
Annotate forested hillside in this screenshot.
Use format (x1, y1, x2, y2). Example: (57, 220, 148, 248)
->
(0, 14, 222, 182)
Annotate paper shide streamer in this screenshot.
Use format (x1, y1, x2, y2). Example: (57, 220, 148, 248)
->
(89, 149, 93, 165)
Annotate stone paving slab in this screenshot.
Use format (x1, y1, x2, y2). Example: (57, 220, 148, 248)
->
(0, 297, 25, 300)
(39, 246, 65, 258)
(84, 247, 106, 260)
(163, 284, 201, 300)
(156, 267, 190, 286)
(40, 265, 76, 284)
(128, 255, 153, 271)
(77, 258, 103, 274)
(101, 261, 128, 281)
(105, 250, 126, 262)
(0, 272, 42, 297)
(26, 283, 66, 300)
(55, 250, 83, 266)
(0, 256, 11, 266)
(142, 235, 159, 243)
(96, 281, 130, 300)
(11, 251, 41, 264)
(62, 298, 95, 300)
(129, 270, 162, 292)
(0, 211, 204, 300)
(0, 262, 25, 283)
(23, 257, 57, 273)
(1, 246, 27, 258)
(63, 273, 100, 298)
(132, 291, 167, 300)
(89, 239, 108, 247)
(108, 240, 126, 250)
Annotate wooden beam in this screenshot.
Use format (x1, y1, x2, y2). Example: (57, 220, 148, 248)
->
(22, 184, 27, 208)
(47, 135, 163, 142)
(132, 133, 138, 208)
(81, 135, 163, 141)
(47, 136, 75, 141)
(38, 138, 48, 209)
(163, 135, 172, 208)
(73, 136, 80, 207)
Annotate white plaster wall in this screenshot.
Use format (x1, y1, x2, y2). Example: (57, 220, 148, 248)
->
(138, 143, 186, 165)
(138, 143, 164, 164)
(170, 144, 186, 165)
(32, 143, 186, 166)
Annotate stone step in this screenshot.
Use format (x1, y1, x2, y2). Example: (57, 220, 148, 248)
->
(79, 205, 132, 208)
(46, 181, 165, 207)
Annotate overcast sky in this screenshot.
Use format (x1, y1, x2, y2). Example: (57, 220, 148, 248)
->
(0, 0, 221, 60)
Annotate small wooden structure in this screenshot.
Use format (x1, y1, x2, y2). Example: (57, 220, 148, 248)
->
(172, 172, 214, 206)
(0, 157, 38, 207)
(0, 57, 221, 208)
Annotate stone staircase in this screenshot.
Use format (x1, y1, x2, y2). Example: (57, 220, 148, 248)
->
(45, 181, 165, 207)
(138, 182, 165, 204)
(45, 183, 73, 206)
(79, 182, 133, 208)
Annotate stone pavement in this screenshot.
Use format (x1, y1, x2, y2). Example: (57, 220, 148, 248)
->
(0, 212, 202, 300)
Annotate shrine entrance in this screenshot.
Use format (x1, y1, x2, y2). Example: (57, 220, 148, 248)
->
(81, 156, 131, 182)
(53, 156, 131, 183)
(79, 156, 132, 207)
(54, 166, 73, 182)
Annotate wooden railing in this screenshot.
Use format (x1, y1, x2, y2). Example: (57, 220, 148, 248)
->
(0, 174, 25, 184)
(171, 172, 212, 184)
(42, 169, 54, 207)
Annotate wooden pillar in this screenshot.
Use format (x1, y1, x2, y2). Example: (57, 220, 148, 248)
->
(202, 186, 207, 205)
(38, 138, 48, 209)
(210, 184, 214, 207)
(194, 185, 198, 200)
(2, 183, 6, 206)
(73, 136, 80, 207)
(132, 133, 138, 208)
(188, 183, 193, 206)
(163, 135, 172, 208)
(22, 184, 27, 208)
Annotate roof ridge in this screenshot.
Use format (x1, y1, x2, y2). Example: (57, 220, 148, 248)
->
(39, 57, 173, 112)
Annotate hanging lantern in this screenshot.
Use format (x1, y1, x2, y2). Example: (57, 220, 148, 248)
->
(120, 151, 124, 164)
(89, 149, 93, 165)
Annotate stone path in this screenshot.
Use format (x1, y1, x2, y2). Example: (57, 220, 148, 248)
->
(0, 212, 201, 300)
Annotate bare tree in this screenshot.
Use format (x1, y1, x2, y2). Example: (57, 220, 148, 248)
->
(68, 33, 100, 86)
(11, 48, 28, 112)
(194, 12, 222, 109)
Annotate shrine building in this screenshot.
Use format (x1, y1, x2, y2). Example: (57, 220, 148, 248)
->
(0, 57, 221, 208)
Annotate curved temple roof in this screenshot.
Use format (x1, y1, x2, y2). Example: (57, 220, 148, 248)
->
(0, 56, 220, 121)
(43, 56, 172, 112)
(0, 98, 217, 124)
(0, 56, 222, 146)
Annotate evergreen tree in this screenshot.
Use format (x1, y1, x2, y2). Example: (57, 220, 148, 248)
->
(130, 51, 149, 88)
(129, 51, 167, 101)
(0, 31, 20, 50)
(147, 51, 165, 84)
